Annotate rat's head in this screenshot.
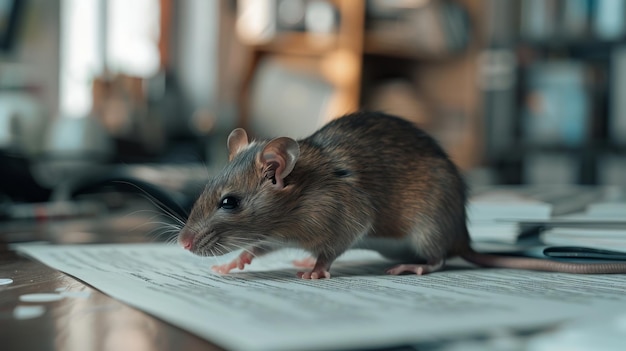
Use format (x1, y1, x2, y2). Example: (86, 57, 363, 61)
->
(178, 128, 300, 256)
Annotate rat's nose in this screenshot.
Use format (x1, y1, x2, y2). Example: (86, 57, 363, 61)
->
(182, 239, 192, 250)
(178, 229, 194, 250)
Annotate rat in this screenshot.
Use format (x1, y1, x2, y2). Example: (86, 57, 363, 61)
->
(178, 112, 626, 279)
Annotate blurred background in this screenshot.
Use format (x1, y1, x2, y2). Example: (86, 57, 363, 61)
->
(1, 0, 625, 209)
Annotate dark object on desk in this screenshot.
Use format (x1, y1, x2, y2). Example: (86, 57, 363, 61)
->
(489, 245, 626, 263)
(0, 162, 206, 226)
(67, 177, 192, 220)
(56, 164, 207, 221)
(0, 152, 51, 202)
(178, 111, 626, 280)
(543, 246, 626, 261)
(515, 219, 626, 228)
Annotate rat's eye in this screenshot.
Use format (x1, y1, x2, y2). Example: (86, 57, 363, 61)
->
(219, 196, 240, 210)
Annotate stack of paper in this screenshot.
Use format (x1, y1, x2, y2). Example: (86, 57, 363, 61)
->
(467, 186, 603, 243)
(540, 202, 626, 253)
(540, 227, 626, 252)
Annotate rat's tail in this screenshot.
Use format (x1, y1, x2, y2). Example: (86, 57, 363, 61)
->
(461, 249, 626, 274)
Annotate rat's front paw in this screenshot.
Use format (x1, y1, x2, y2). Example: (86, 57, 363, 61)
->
(297, 269, 331, 279)
(211, 252, 254, 274)
(211, 262, 237, 274)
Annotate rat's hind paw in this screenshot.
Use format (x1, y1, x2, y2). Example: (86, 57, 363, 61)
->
(211, 252, 254, 274)
(292, 257, 317, 268)
(297, 269, 331, 279)
(386, 260, 445, 276)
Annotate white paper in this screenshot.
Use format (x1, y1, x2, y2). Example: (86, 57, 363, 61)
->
(541, 228, 626, 251)
(468, 221, 521, 243)
(540, 200, 626, 251)
(15, 243, 626, 351)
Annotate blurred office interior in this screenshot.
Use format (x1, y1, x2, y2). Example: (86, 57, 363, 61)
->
(1, 0, 625, 206)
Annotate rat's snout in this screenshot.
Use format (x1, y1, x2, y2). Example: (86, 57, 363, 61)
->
(178, 228, 195, 251)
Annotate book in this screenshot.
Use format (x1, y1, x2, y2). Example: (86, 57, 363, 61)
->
(541, 227, 626, 252)
(479, 49, 517, 161)
(610, 46, 626, 146)
(522, 152, 580, 184)
(522, 61, 590, 148)
(467, 186, 603, 243)
(485, 0, 516, 45)
(597, 155, 626, 186)
(365, 0, 469, 55)
(593, 0, 626, 40)
(468, 186, 603, 222)
(520, 0, 558, 41)
(467, 221, 523, 243)
(539, 199, 626, 252)
(561, 0, 590, 39)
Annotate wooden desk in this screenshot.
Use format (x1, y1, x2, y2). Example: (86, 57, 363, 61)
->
(0, 209, 225, 351)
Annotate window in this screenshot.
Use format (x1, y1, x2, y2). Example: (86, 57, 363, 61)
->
(59, 0, 160, 119)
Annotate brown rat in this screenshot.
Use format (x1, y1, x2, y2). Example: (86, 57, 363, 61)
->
(178, 112, 626, 279)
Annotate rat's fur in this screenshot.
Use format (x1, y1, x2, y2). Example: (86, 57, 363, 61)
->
(179, 112, 626, 278)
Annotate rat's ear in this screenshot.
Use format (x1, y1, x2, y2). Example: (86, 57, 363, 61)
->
(227, 128, 249, 161)
(258, 137, 300, 189)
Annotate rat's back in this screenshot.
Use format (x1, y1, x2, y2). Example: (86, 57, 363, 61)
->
(308, 112, 449, 158)
(303, 112, 470, 258)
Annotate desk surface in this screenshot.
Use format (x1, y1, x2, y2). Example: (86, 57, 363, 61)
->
(7, 196, 620, 351)
(0, 207, 224, 351)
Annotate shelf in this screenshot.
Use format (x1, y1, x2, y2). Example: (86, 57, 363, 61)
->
(250, 31, 460, 61)
(517, 39, 626, 60)
(251, 32, 338, 56)
(363, 32, 460, 60)
(495, 142, 626, 156)
(232, 0, 484, 171)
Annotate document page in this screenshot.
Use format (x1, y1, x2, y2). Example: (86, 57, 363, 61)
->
(15, 243, 626, 351)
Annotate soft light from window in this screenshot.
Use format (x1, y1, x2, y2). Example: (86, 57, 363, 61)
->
(59, 0, 103, 119)
(59, 0, 160, 119)
(107, 0, 160, 77)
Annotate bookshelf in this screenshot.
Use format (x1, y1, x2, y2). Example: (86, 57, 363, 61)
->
(483, 0, 626, 185)
(230, 0, 487, 171)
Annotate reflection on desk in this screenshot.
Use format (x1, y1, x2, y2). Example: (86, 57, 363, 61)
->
(0, 197, 220, 351)
(0, 247, 222, 351)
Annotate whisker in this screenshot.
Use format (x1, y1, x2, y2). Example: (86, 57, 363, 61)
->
(112, 180, 188, 226)
(123, 209, 183, 237)
(142, 221, 181, 235)
(153, 227, 181, 237)
(165, 234, 180, 246)
(214, 242, 228, 256)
